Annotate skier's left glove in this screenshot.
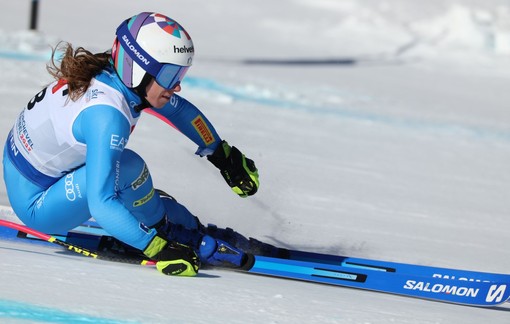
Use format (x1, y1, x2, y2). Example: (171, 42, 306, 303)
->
(207, 140, 259, 197)
(143, 235, 200, 276)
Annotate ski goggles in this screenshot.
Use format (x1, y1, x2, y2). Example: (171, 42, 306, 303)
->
(154, 64, 189, 90)
(116, 20, 190, 90)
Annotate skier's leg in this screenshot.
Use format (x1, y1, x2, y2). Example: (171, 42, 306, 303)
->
(155, 189, 201, 230)
(113, 149, 165, 227)
(154, 190, 284, 258)
(3, 148, 164, 236)
(3, 147, 91, 233)
(153, 191, 252, 268)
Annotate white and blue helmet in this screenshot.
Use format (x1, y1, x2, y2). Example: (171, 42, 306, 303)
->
(112, 12, 194, 89)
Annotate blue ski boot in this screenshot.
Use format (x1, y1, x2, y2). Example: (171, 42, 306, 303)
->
(199, 235, 254, 270)
(202, 224, 289, 258)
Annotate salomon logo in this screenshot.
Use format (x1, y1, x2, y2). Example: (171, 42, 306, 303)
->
(174, 45, 194, 54)
(486, 285, 507, 303)
(403, 280, 479, 297)
(122, 35, 150, 65)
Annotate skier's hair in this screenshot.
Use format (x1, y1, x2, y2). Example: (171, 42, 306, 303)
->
(46, 42, 110, 101)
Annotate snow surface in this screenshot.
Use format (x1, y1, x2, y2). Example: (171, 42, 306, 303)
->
(1, 0, 510, 323)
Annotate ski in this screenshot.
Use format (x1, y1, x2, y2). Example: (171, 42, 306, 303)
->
(247, 256, 510, 307)
(9, 222, 510, 284)
(283, 249, 510, 283)
(59, 225, 510, 284)
(63, 224, 505, 307)
(2, 219, 510, 307)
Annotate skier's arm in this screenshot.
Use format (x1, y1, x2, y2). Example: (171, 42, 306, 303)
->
(146, 95, 260, 197)
(144, 94, 221, 156)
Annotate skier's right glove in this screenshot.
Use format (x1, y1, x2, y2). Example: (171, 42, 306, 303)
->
(207, 140, 259, 198)
(143, 235, 200, 276)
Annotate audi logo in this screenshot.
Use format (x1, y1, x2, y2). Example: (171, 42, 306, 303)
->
(65, 173, 76, 201)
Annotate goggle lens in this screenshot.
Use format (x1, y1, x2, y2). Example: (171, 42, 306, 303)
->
(155, 64, 189, 90)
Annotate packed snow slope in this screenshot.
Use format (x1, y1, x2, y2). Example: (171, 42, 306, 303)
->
(0, 0, 509, 323)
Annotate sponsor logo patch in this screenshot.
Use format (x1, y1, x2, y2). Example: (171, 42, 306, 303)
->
(403, 280, 479, 297)
(122, 34, 151, 66)
(131, 163, 149, 190)
(64, 172, 82, 201)
(192, 116, 215, 146)
(173, 45, 194, 54)
(133, 188, 155, 207)
(110, 134, 127, 151)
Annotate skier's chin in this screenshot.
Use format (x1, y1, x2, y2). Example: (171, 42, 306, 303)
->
(150, 97, 170, 109)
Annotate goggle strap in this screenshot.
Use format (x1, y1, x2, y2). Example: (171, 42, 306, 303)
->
(116, 20, 163, 78)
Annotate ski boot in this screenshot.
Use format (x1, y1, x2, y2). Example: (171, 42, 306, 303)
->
(202, 224, 289, 258)
(153, 190, 254, 269)
(199, 235, 254, 270)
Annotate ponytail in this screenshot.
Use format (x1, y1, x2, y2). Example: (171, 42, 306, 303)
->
(46, 42, 111, 101)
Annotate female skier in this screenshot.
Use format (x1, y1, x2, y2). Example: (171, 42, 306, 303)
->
(2, 12, 261, 276)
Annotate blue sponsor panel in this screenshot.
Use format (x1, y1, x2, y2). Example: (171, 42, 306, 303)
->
(288, 250, 510, 283)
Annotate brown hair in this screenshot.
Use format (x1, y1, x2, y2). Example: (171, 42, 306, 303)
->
(46, 42, 111, 101)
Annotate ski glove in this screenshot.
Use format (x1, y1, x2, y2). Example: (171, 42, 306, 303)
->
(144, 235, 200, 276)
(207, 140, 259, 198)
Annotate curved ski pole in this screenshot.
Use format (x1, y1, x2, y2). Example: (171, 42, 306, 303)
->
(0, 219, 156, 266)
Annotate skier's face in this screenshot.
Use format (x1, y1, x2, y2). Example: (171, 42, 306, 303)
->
(145, 78, 181, 108)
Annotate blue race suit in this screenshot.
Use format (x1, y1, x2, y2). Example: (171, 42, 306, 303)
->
(2, 67, 220, 251)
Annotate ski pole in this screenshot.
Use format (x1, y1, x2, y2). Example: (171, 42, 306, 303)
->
(0, 219, 156, 266)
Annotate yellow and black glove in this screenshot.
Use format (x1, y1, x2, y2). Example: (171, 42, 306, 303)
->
(143, 235, 200, 276)
(207, 140, 259, 197)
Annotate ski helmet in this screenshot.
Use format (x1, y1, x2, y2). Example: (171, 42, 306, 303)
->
(112, 12, 194, 89)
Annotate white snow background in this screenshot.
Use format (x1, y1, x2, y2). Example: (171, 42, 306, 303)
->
(0, 0, 510, 323)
